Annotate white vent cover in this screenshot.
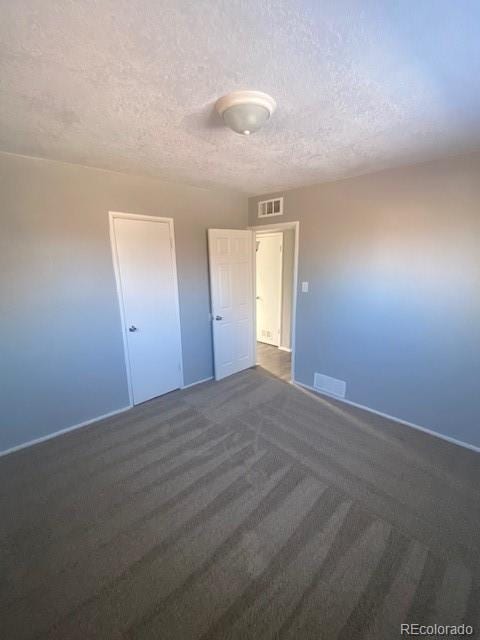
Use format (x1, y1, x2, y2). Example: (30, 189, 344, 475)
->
(313, 373, 346, 398)
(258, 197, 283, 218)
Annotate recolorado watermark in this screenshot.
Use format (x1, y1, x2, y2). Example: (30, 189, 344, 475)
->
(400, 623, 474, 636)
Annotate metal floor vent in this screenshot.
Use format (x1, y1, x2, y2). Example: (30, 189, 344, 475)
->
(313, 373, 346, 398)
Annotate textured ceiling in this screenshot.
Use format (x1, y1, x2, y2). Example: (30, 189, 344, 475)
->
(1, 1, 480, 195)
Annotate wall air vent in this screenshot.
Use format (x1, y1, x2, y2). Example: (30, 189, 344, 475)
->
(258, 197, 283, 218)
(313, 373, 346, 398)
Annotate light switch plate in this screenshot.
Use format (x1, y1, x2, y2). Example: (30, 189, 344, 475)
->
(301, 281, 309, 293)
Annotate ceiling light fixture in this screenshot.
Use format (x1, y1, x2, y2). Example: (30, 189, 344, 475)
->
(215, 90, 276, 136)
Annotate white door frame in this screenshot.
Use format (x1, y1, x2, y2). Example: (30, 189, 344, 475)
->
(249, 221, 299, 382)
(255, 231, 283, 347)
(109, 211, 184, 406)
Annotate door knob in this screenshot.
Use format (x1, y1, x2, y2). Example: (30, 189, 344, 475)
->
(215, 315, 223, 321)
(128, 325, 138, 332)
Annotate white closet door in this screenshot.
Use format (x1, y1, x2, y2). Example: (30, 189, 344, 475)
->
(256, 233, 283, 346)
(208, 229, 255, 380)
(112, 216, 183, 404)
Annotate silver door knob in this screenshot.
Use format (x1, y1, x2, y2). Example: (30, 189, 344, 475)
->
(128, 325, 138, 332)
(215, 315, 223, 321)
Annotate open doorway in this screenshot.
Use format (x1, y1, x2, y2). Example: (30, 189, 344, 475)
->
(254, 222, 298, 382)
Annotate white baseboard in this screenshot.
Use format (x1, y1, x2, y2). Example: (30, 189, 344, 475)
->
(182, 376, 214, 390)
(278, 346, 292, 353)
(292, 379, 480, 454)
(0, 405, 132, 459)
(0, 377, 216, 459)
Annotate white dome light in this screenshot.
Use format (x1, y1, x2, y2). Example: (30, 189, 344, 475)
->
(215, 90, 276, 136)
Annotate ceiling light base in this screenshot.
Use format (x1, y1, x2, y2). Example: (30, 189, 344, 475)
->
(215, 90, 276, 135)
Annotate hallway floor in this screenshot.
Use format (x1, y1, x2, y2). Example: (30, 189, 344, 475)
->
(256, 342, 291, 381)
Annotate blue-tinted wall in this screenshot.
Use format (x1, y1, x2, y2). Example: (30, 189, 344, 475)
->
(250, 153, 480, 448)
(0, 153, 246, 452)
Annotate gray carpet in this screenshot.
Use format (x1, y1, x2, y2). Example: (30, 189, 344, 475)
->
(0, 367, 479, 639)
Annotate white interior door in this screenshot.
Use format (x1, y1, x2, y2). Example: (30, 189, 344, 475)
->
(112, 215, 183, 404)
(256, 233, 283, 346)
(208, 229, 255, 380)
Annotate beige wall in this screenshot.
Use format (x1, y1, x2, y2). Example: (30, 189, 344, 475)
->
(0, 152, 247, 451)
(249, 152, 480, 448)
